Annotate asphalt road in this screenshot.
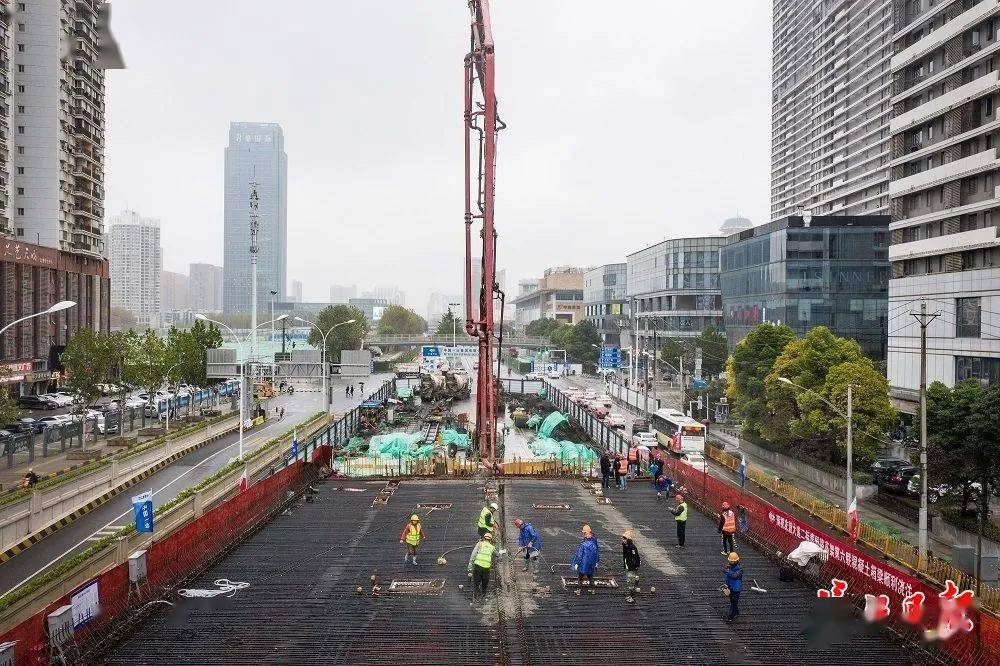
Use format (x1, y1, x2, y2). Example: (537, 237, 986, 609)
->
(0, 375, 391, 597)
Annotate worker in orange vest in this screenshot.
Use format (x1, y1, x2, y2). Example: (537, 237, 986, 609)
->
(616, 453, 629, 490)
(400, 514, 426, 567)
(627, 446, 640, 477)
(718, 502, 737, 555)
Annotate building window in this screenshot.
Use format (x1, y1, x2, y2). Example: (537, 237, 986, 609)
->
(16, 85, 24, 93)
(956, 297, 982, 338)
(17, 146, 23, 155)
(16, 187, 23, 195)
(16, 126, 23, 134)
(16, 65, 23, 73)
(16, 207, 23, 215)
(988, 97, 995, 117)
(16, 44, 23, 52)
(955, 356, 1000, 385)
(16, 167, 23, 175)
(16, 105, 23, 114)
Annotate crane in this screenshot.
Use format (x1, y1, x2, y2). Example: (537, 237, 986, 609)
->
(464, 0, 505, 465)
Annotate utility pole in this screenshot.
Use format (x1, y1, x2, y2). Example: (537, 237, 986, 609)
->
(679, 356, 687, 416)
(912, 302, 940, 569)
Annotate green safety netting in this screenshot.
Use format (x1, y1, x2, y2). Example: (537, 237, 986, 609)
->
(528, 437, 597, 464)
(525, 415, 542, 428)
(441, 429, 471, 448)
(343, 437, 365, 451)
(538, 387, 548, 398)
(396, 386, 414, 399)
(538, 412, 568, 438)
(370, 431, 426, 457)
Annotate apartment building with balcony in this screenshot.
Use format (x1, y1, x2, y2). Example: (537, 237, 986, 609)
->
(771, 0, 893, 220)
(887, 0, 1000, 410)
(107, 210, 161, 328)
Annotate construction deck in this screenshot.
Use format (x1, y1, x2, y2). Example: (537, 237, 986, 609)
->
(98, 478, 932, 665)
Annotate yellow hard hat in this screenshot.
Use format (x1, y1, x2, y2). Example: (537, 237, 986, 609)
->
(582, 524, 592, 535)
(728, 552, 740, 563)
(484, 532, 494, 541)
(410, 514, 420, 521)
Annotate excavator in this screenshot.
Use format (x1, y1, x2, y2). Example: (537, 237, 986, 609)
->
(464, 0, 504, 467)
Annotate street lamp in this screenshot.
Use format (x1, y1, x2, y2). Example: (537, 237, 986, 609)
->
(448, 303, 461, 356)
(196, 313, 288, 460)
(269, 290, 278, 360)
(779, 376, 854, 505)
(0, 300, 75, 337)
(295, 316, 357, 414)
(164, 362, 180, 432)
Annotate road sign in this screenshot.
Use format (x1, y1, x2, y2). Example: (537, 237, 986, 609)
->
(422, 346, 441, 357)
(599, 346, 622, 369)
(691, 378, 709, 390)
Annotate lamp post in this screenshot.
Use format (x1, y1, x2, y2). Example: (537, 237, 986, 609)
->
(448, 303, 461, 354)
(164, 362, 180, 432)
(196, 313, 288, 460)
(295, 317, 357, 414)
(0, 300, 75, 337)
(779, 376, 854, 505)
(270, 290, 278, 360)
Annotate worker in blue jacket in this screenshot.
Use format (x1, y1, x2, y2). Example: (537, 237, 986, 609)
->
(724, 551, 744, 622)
(571, 524, 600, 596)
(514, 518, 543, 573)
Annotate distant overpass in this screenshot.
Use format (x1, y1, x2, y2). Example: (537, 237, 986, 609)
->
(365, 334, 550, 349)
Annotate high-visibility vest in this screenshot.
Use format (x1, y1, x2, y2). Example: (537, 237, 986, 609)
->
(477, 507, 494, 531)
(403, 523, 422, 545)
(675, 502, 688, 522)
(628, 447, 639, 462)
(617, 458, 628, 473)
(474, 541, 495, 569)
(721, 510, 736, 533)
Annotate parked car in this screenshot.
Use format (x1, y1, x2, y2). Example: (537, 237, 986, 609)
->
(18, 395, 58, 410)
(547, 370, 560, 379)
(36, 415, 71, 429)
(584, 390, 597, 401)
(525, 372, 543, 380)
(871, 458, 917, 493)
(906, 475, 984, 505)
(682, 452, 707, 467)
(39, 393, 73, 407)
(630, 418, 650, 435)
(596, 395, 613, 408)
(13, 418, 41, 434)
(605, 413, 626, 428)
(590, 404, 609, 420)
(3, 421, 33, 434)
(632, 431, 657, 448)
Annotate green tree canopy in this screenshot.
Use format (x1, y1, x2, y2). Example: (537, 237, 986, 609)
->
(726, 322, 796, 438)
(308, 305, 370, 362)
(0, 373, 21, 424)
(525, 317, 565, 337)
(61, 328, 114, 410)
(552, 320, 601, 372)
(696, 325, 729, 376)
(377, 305, 426, 335)
(124, 329, 168, 398)
(658, 338, 691, 372)
(436, 309, 462, 336)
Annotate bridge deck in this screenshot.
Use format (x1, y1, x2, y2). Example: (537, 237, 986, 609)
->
(98, 478, 932, 665)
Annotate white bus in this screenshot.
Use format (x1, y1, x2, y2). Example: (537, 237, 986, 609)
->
(650, 408, 706, 454)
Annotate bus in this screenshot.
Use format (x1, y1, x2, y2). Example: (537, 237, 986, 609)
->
(650, 408, 706, 454)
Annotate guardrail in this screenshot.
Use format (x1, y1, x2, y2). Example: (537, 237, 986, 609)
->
(605, 380, 661, 414)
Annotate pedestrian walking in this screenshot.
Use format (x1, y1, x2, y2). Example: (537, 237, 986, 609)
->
(359, 382, 365, 395)
(621, 529, 641, 603)
(399, 514, 426, 567)
(280, 407, 285, 420)
(514, 518, 542, 572)
(616, 454, 629, 490)
(468, 532, 495, 601)
(718, 502, 737, 555)
(345, 385, 350, 397)
(724, 551, 744, 622)
(600, 450, 612, 490)
(477, 502, 498, 537)
(21, 467, 39, 488)
(571, 524, 600, 596)
(648, 458, 660, 482)
(671, 493, 688, 547)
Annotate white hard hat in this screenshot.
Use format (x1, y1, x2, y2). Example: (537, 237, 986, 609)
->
(489, 502, 498, 510)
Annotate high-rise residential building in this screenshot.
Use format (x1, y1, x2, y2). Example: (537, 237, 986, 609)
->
(161, 270, 189, 313)
(721, 215, 890, 358)
(9, 0, 106, 257)
(512, 266, 586, 328)
(107, 210, 161, 328)
(626, 236, 725, 345)
(887, 2, 1000, 411)
(363, 284, 405, 306)
(584, 264, 629, 346)
(330, 284, 357, 303)
(223, 122, 287, 313)
(770, 0, 893, 220)
(189, 262, 223, 311)
(290, 279, 302, 303)
(427, 292, 462, 326)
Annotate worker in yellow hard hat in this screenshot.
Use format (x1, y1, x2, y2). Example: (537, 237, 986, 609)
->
(724, 551, 743, 622)
(399, 514, 426, 567)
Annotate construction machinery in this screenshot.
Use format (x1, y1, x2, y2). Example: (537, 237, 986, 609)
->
(419, 371, 446, 401)
(464, 0, 503, 465)
(445, 370, 471, 400)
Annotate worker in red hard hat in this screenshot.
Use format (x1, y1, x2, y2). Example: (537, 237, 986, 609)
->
(718, 501, 737, 556)
(399, 514, 426, 567)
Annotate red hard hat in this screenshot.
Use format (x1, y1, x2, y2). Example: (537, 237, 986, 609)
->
(513, 518, 523, 528)
(722, 502, 730, 509)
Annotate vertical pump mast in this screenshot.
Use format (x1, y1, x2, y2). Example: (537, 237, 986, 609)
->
(464, 0, 502, 464)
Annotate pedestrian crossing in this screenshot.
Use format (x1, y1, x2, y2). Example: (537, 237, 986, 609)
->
(87, 525, 127, 542)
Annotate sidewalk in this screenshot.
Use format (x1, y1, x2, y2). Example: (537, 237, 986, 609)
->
(0, 401, 239, 492)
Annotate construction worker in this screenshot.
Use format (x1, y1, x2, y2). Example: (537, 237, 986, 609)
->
(724, 551, 744, 622)
(514, 518, 543, 572)
(599, 450, 613, 490)
(627, 445, 639, 477)
(718, 501, 737, 555)
(399, 514, 425, 567)
(477, 502, 499, 537)
(616, 454, 629, 490)
(468, 532, 496, 601)
(671, 493, 688, 547)
(571, 524, 600, 595)
(653, 474, 671, 499)
(621, 529, 641, 604)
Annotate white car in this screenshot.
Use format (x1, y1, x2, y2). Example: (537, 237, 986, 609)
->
(606, 413, 627, 428)
(584, 390, 597, 401)
(547, 370, 561, 379)
(36, 415, 72, 429)
(632, 431, 657, 448)
(40, 393, 74, 407)
(682, 452, 706, 467)
(596, 395, 613, 407)
(525, 372, 543, 380)
(125, 397, 146, 409)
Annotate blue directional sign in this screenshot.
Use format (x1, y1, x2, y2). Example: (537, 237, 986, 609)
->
(599, 346, 622, 369)
(422, 345, 441, 357)
(691, 378, 709, 390)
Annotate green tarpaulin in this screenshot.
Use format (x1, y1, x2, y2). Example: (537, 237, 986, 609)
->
(370, 431, 426, 458)
(396, 386, 414, 399)
(528, 436, 597, 464)
(538, 412, 568, 438)
(441, 429, 471, 448)
(525, 415, 542, 428)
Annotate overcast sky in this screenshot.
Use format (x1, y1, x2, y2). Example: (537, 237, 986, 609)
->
(105, 1, 772, 312)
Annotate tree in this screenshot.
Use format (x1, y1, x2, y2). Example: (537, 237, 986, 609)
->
(658, 338, 691, 372)
(309, 305, 369, 363)
(436, 309, 461, 336)
(696, 325, 729, 377)
(377, 305, 426, 335)
(525, 317, 564, 337)
(552, 320, 601, 372)
(0, 373, 21, 425)
(109, 307, 137, 331)
(726, 323, 795, 438)
(60, 328, 113, 411)
(165, 320, 223, 386)
(762, 327, 896, 464)
(124, 329, 168, 399)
